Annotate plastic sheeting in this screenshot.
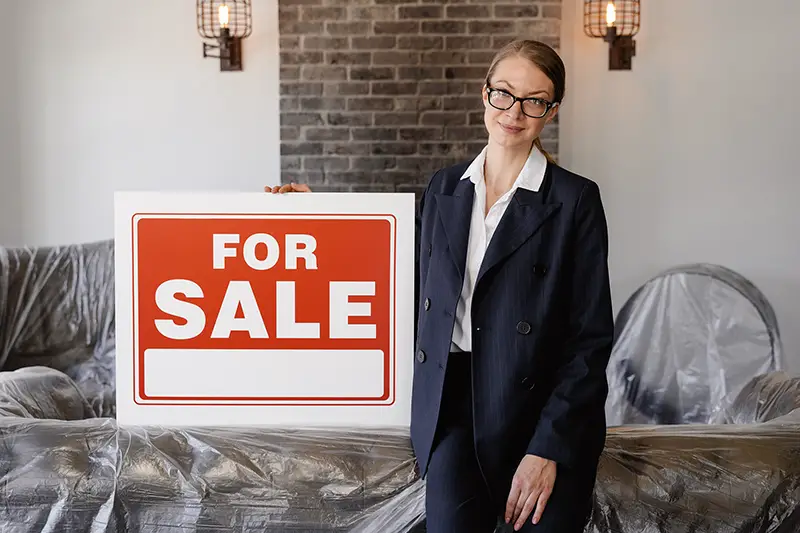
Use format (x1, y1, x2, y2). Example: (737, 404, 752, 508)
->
(0, 240, 426, 532)
(0, 367, 426, 532)
(606, 263, 783, 426)
(2, 243, 800, 532)
(1, 366, 799, 533)
(713, 370, 800, 425)
(590, 391, 800, 533)
(0, 240, 116, 418)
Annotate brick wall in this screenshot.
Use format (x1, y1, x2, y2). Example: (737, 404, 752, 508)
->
(279, 0, 561, 195)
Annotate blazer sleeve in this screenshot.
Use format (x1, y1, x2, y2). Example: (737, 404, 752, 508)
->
(526, 180, 614, 469)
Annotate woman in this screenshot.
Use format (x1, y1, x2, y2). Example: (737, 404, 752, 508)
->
(267, 40, 613, 533)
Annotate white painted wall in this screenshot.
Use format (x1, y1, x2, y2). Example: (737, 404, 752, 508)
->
(6, 0, 799, 366)
(0, 0, 20, 245)
(8, 0, 280, 247)
(560, 0, 800, 369)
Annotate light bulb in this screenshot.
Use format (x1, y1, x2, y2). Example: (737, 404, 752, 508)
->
(219, 4, 229, 29)
(606, 1, 616, 27)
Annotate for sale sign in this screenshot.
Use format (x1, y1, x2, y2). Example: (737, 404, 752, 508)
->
(114, 192, 415, 427)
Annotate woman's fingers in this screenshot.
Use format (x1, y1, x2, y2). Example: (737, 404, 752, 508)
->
(505, 484, 522, 524)
(507, 482, 534, 527)
(512, 490, 527, 524)
(262, 183, 312, 194)
(531, 487, 552, 525)
(514, 491, 539, 531)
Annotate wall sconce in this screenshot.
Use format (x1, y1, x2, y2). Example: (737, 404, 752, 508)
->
(196, 0, 252, 71)
(584, 0, 640, 70)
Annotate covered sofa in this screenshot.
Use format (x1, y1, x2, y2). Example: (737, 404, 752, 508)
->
(0, 240, 799, 532)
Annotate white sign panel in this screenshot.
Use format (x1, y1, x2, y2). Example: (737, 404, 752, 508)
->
(114, 191, 415, 428)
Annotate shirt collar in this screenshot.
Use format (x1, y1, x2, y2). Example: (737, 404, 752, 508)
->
(459, 144, 547, 192)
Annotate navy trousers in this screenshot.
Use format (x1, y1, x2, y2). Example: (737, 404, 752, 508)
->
(424, 353, 595, 533)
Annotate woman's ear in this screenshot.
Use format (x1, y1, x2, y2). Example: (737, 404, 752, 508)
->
(545, 103, 560, 124)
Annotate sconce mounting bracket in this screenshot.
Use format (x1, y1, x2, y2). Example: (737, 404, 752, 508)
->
(202, 31, 242, 71)
(604, 27, 636, 70)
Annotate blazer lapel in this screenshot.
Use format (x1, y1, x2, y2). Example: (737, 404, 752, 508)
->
(477, 188, 561, 284)
(434, 179, 474, 280)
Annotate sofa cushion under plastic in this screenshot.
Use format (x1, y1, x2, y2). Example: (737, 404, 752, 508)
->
(0, 366, 95, 420)
(0, 367, 115, 531)
(589, 371, 800, 533)
(590, 415, 800, 533)
(2, 364, 800, 532)
(0, 365, 425, 532)
(113, 426, 424, 532)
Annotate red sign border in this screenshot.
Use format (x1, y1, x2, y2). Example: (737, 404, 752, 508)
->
(130, 212, 398, 407)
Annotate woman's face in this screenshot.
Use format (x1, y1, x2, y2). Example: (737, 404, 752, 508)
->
(482, 55, 559, 150)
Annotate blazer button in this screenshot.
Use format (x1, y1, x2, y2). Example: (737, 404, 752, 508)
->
(533, 264, 547, 276)
(424, 298, 431, 311)
(516, 321, 532, 335)
(416, 350, 426, 363)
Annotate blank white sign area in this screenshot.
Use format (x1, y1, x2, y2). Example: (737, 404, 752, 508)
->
(142, 349, 386, 400)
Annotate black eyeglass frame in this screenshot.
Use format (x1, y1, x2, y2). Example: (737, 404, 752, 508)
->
(485, 86, 558, 119)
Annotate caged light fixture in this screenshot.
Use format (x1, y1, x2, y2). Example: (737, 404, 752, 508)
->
(197, 0, 252, 71)
(584, 0, 640, 70)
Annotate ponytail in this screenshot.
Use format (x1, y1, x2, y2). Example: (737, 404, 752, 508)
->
(534, 137, 556, 165)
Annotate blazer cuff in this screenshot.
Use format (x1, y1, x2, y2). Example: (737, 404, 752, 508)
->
(526, 431, 576, 469)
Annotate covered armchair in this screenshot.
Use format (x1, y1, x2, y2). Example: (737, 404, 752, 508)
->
(0, 240, 116, 418)
(605, 264, 784, 426)
(595, 263, 800, 532)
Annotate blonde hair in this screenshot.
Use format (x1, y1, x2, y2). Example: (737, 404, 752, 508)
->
(485, 39, 566, 164)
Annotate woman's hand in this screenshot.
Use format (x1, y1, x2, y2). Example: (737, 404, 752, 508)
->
(505, 454, 556, 530)
(264, 182, 312, 194)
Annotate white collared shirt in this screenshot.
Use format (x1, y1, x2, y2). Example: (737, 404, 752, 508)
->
(450, 144, 548, 352)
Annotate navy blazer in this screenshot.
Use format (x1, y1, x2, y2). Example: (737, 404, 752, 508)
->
(411, 158, 614, 501)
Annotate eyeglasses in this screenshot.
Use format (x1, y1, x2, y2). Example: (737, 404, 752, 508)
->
(486, 87, 557, 119)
